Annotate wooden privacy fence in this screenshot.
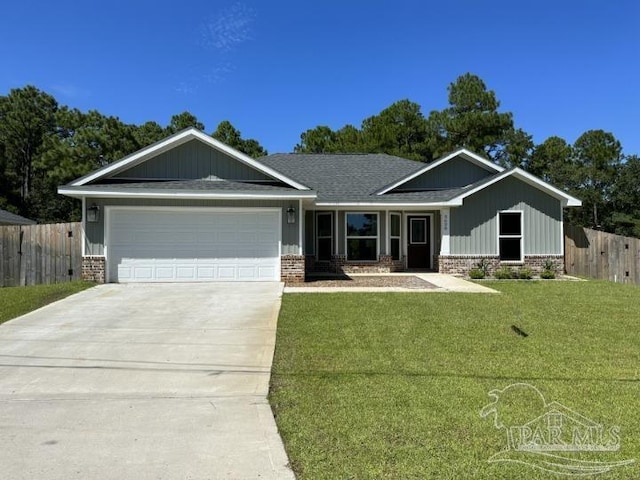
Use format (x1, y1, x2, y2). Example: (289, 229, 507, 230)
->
(565, 224, 640, 285)
(0, 222, 82, 287)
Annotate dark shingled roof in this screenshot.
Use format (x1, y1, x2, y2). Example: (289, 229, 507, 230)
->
(258, 153, 486, 203)
(63, 151, 505, 205)
(0, 209, 36, 225)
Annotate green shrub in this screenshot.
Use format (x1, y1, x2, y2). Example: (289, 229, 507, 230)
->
(543, 258, 556, 271)
(518, 267, 533, 280)
(494, 266, 514, 279)
(475, 258, 491, 277)
(540, 269, 556, 279)
(468, 268, 485, 279)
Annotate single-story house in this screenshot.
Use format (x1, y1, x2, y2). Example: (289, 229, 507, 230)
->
(58, 128, 581, 283)
(0, 209, 36, 226)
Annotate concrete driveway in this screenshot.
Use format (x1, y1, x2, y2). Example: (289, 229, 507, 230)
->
(0, 283, 294, 480)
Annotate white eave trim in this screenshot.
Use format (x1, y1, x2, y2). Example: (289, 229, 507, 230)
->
(314, 201, 460, 208)
(58, 187, 317, 201)
(451, 168, 582, 207)
(376, 148, 504, 195)
(70, 128, 310, 191)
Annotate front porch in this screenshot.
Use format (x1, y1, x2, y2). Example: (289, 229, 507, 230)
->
(301, 209, 443, 277)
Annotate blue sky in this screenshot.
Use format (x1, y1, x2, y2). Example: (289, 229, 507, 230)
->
(1, 1, 638, 155)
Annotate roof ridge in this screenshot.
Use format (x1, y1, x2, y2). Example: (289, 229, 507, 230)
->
(263, 152, 402, 157)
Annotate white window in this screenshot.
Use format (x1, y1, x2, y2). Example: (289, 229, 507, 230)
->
(390, 213, 401, 261)
(316, 212, 333, 261)
(498, 211, 523, 261)
(346, 213, 378, 261)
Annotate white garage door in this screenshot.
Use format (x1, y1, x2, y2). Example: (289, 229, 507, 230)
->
(107, 208, 280, 282)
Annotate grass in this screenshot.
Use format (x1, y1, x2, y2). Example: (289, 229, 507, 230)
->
(0, 281, 95, 325)
(270, 281, 640, 479)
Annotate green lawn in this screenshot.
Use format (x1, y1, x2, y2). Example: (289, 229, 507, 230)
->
(0, 281, 95, 325)
(270, 281, 640, 479)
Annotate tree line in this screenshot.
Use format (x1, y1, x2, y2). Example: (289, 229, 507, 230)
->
(295, 73, 638, 237)
(1, 74, 638, 237)
(0, 87, 266, 223)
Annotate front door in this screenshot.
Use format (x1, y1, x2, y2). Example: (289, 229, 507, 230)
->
(407, 216, 430, 269)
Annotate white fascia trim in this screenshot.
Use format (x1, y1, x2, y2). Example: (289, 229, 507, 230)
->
(450, 168, 582, 207)
(376, 148, 504, 195)
(314, 202, 460, 208)
(71, 128, 310, 191)
(510, 168, 582, 206)
(58, 188, 317, 200)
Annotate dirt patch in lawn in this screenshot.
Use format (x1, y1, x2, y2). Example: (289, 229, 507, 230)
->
(295, 275, 437, 289)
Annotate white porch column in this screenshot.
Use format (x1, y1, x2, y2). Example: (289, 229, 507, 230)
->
(334, 209, 339, 255)
(299, 199, 304, 255)
(440, 208, 450, 255)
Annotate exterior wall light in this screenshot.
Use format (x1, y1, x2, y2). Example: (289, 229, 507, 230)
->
(87, 203, 100, 223)
(286, 206, 296, 224)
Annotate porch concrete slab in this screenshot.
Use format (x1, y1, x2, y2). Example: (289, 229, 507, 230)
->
(284, 273, 498, 293)
(414, 273, 499, 293)
(0, 283, 294, 480)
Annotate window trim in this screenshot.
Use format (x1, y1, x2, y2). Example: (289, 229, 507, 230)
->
(389, 212, 402, 261)
(409, 217, 428, 245)
(497, 210, 524, 262)
(316, 211, 333, 262)
(345, 212, 379, 261)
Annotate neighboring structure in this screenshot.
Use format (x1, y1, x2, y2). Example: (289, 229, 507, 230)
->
(0, 209, 36, 226)
(58, 128, 581, 283)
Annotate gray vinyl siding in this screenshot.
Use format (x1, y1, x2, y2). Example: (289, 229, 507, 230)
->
(449, 177, 562, 255)
(84, 198, 299, 256)
(112, 139, 273, 181)
(401, 157, 493, 190)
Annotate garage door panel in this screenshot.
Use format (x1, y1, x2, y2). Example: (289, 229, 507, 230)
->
(156, 266, 177, 280)
(108, 209, 280, 282)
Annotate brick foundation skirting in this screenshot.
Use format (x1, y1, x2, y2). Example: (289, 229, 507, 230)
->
(438, 255, 565, 277)
(306, 254, 405, 274)
(281, 255, 305, 283)
(82, 256, 106, 283)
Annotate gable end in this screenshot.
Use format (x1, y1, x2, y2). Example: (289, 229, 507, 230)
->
(70, 128, 309, 190)
(377, 148, 503, 195)
(396, 155, 495, 191)
(111, 139, 274, 183)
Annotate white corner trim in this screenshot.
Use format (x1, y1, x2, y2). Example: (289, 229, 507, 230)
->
(81, 196, 86, 257)
(440, 207, 450, 255)
(298, 198, 303, 255)
(560, 204, 565, 256)
(376, 148, 504, 195)
(71, 128, 310, 191)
